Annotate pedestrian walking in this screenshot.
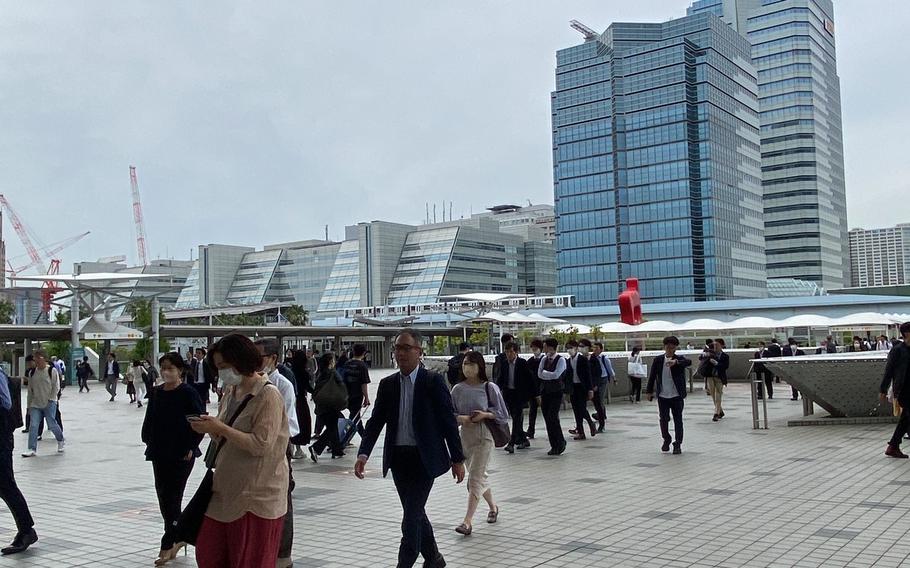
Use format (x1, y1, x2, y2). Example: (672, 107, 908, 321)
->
(627, 347, 645, 403)
(21, 351, 65, 458)
(143, 360, 159, 397)
(881, 322, 910, 459)
(288, 349, 313, 459)
(446, 342, 471, 388)
(451, 350, 507, 536)
(537, 338, 567, 456)
(493, 341, 533, 453)
(187, 334, 290, 568)
(308, 353, 348, 462)
(645, 336, 691, 455)
(0, 366, 38, 555)
(104, 352, 121, 402)
(490, 334, 514, 383)
(76, 356, 94, 393)
(354, 329, 465, 568)
(525, 339, 545, 440)
(782, 338, 804, 400)
(141, 353, 205, 566)
(586, 340, 615, 433)
(565, 340, 596, 440)
(700, 339, 729, 421)
(341, 344, 371, 438)
(130, 360, 148, 408)
(188, 348, 215, 405)
(254, 338, 299, 568)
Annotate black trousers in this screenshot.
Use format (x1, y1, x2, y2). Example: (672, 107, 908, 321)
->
(77, 375, 90, 391)
(540, 391, 565, 451)
(389, 446, 438, 568)
(757, 371, 774, 399)
(502, 390, 527, 445)
(311, 411, 343, 456)
(629, 377, 642, 402)
(570, 384, 594, 434)
(152, 458, 194, 549)
(347, 396, 365, 437)
(592, 379, 607, 429)
(0, 445, 34, 534)
(190, 382, 210, 404)
(890, 398, 910, 447)
(657, 396, 685, 446)
(279, 451, 295, 560)
(527, 396, 539, 436)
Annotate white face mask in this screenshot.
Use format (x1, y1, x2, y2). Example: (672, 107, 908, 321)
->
(567, 348, 578, 356)
(532, 349, 541, 357)
(580, 347, 589, 355)
(219, 367, 243, 386)
(261, 357, 275, 375)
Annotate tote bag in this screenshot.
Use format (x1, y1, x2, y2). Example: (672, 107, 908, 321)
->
(628, 356, 647, 379)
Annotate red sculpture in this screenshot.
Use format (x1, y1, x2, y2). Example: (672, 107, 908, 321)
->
(618, 277, 642, 325)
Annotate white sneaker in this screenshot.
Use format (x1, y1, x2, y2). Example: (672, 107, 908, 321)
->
(21, 450, 36, 458)
(57, 441, 65, 453)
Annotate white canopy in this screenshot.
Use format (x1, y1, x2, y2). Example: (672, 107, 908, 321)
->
(592, 312, 905, 334)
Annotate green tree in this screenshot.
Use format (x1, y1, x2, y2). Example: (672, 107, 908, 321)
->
(44, 310, 72, 361)
(468, 328, 489, 351)
(126, 299, 169, 360)
(283, 305, 309, 326)
(214, 312, 262, 326)
(432, 336, 448, 355)
(589, 325, 604, 343)
(517, 328, 536, 350)
(0, 299, 15, 324)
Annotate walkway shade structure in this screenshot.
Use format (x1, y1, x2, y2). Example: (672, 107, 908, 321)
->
(588, 312, 910, 335)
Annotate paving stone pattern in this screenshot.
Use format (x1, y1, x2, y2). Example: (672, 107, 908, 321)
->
(2, 375, 910, 567)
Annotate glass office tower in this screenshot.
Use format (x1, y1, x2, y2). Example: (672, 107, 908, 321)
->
(689, 0, 849, 288)
(552, 13, 766, 305)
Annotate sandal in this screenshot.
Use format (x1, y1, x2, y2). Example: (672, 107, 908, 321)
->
(487, 507, 500, 524)
(455, 523, 472, 536)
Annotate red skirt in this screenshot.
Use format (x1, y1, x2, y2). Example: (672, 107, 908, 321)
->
(195, 512, 284, 568)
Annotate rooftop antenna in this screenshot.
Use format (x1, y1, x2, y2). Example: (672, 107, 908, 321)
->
(570, 19, 599, 40)
(325, 225, 329, 241)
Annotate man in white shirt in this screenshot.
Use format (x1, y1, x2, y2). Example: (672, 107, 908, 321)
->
(254, 339, 298, 568)
(537, 338, 568, 456)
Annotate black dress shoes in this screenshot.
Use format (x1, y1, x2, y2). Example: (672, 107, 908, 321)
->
(2, 528, 37, 555)
(423, 552, 447, 567)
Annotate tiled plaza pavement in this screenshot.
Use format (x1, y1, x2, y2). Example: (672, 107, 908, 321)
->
(2, 374, 910, 567)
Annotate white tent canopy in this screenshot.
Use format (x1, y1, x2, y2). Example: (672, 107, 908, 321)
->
(592, 312, 906, 334)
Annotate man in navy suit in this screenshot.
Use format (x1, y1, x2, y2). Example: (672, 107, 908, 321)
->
(355, 329, 465, 568)
(646, 336, 692, 454)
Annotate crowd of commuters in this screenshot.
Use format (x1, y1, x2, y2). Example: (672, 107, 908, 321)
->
(5, 326, 910, 566)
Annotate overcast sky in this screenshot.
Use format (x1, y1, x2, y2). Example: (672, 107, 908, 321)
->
(1, 1, 907, 272)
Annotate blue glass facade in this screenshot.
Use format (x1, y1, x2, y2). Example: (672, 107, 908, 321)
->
(552, 13, 766, 305)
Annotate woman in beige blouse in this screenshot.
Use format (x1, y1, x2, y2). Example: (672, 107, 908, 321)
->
(185, 333, 289, 568)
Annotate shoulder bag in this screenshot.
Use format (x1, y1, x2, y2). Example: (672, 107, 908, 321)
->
(483, 382, 511, 448)
(172, 392, 255, 546)
(628, 355, 647, 379)
(313, 372, 348, 413)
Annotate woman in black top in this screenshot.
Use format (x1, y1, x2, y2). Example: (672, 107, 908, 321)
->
(308, 352, 347, 462)
(141, 352, 205, 566)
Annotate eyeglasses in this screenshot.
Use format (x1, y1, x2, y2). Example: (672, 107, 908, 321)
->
(393, 344, 419, 352)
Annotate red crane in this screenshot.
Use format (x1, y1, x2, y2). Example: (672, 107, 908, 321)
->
(0, 194, 43, 269)
(129, 166, 150, 267)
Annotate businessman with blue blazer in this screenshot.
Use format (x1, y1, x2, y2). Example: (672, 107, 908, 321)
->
(355, 329, 465, 568)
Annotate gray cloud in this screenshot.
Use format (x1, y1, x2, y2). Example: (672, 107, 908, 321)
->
(0, 1, 906, 272)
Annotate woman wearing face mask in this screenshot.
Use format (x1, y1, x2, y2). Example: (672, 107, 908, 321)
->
(450, 351, 509, 536)
(186, 334, 290, 568)
(141, 352, 205, 566)
(628, 346, 645, 403)
(308, 352, 348, 462)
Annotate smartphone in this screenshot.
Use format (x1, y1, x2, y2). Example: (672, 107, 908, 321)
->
(186, 414, 205, 422)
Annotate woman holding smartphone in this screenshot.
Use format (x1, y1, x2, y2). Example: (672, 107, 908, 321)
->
(450, 351, 509, 536)
(141, 352, 205, 565)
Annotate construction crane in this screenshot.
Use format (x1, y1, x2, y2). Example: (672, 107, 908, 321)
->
(0, 194, 43, 269)
(570, 19, 600, 40)
(6, 232, 90, 278)
(129, 165, 150, 267)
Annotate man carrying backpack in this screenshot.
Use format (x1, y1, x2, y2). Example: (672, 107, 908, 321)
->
(342, 344, 371, 438)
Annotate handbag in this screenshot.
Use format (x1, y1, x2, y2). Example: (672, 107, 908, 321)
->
(172, 392, 255, 546)
(628, 357, 647, 379)
(483, 382, 511, 448)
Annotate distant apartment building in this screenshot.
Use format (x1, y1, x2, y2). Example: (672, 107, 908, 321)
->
(849, 224, 910, 287)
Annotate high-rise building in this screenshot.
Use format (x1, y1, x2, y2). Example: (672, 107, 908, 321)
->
(472, 204, 556, 243)
(848, 224, 910, 288)
(688, 0, 849, 289)
(551, 13, 766, 305)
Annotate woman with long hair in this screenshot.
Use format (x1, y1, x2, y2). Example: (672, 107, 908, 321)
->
(142, 353, 205, 566)
(450, 351, 509, 536)
(129, 360, 148, 408)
